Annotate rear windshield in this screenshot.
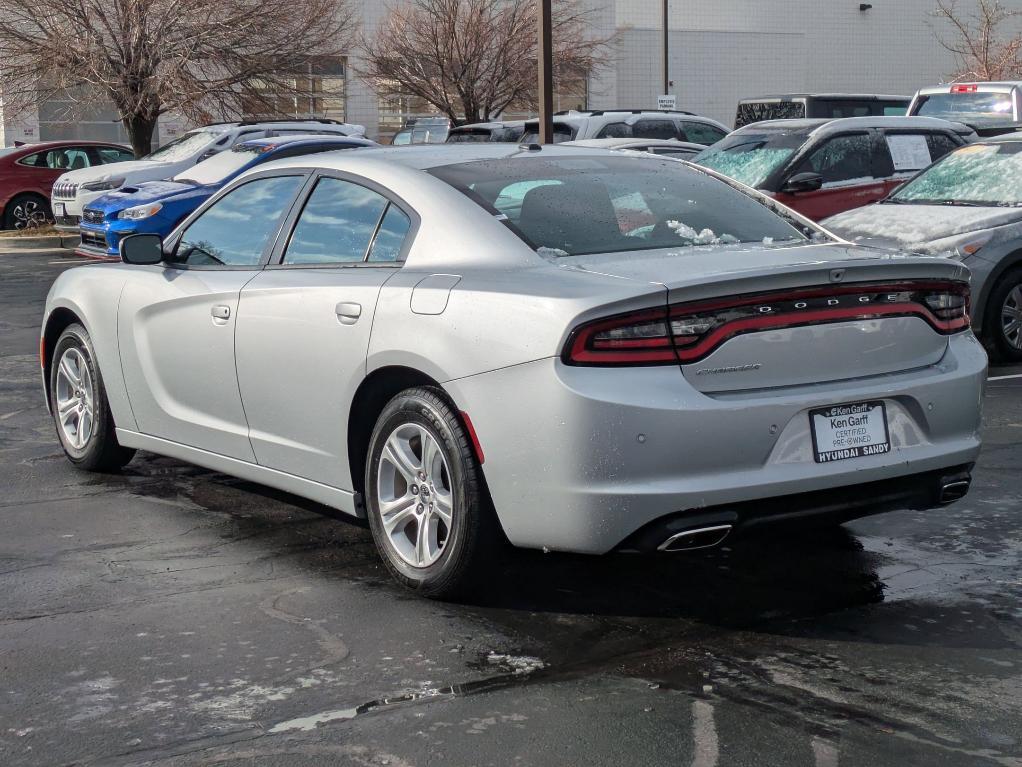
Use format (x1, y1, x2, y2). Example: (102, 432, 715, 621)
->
(693, 128, 807, 187)
(173, 144, 267, 185)
(913, 92, 1016, 127)
(520, 123, 576, 144)
(891, 141, 1022, 206)
(428, 155, 807, 257)
(735, 101, 805, 129)
(446, 130, 493, 143)
(145, 130, 221, 163)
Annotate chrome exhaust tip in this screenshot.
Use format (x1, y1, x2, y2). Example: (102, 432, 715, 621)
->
(938, 479, 971, 504)
(658, 524, 733, 552)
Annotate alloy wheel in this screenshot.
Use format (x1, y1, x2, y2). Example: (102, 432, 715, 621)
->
(1002, 284, 1022, 351)
(376, 422, 455, 568)
(54, 348, 95, 450)
(12, 199, 47, 230)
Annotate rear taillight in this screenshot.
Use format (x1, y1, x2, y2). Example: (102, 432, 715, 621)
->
(564, 281, 970, 367)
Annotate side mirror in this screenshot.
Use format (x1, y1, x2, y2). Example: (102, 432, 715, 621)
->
(781, 172, 824, 194)
(120, 233, 164, 265)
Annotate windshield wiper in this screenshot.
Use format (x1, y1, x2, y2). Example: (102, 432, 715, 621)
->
(940, 199, 983, 207)
(879, 197, 911, 204)
(175, 178, 200, 186)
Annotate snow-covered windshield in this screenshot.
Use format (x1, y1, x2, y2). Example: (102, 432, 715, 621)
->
(429, 155, 808, 257)
(173, 144, 265, 186)
(145, 130, 222, 163)
(693, 130, 805, 187)
(892, 142, 1022, 206)
(914, 92, 1016, 128)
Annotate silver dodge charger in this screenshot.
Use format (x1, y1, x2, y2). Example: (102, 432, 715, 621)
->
(41, 144, 986, 598)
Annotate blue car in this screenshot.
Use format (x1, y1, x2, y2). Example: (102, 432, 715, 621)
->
(77, 134, 376, 257)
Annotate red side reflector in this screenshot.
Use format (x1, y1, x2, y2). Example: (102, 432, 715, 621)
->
(460, 411, 485, 464)
(951, 84, 979, 93)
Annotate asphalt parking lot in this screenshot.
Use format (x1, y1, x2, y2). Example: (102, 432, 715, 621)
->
(1, 249, 1021, 767)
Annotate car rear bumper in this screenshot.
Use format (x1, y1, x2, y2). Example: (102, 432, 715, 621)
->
(445, 331, 987, 554)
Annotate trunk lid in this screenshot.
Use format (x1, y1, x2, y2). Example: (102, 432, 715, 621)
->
(560, 242, 968, 392)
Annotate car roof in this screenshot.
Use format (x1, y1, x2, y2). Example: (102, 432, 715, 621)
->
(6, 140, 130, 151)
(735, 115, 973, 137)
(237, 134, 376, 148)
(563, 137, 704, 150)
(739, 93, 909, 101)
(982, 131, 1022, 143)
(255, 143, 633, 174)
(449, 121, 526, 131)
(915, 82, 1022, 94)
(524, 111, 728, 129)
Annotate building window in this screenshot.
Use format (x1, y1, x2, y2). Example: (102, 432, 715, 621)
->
(242, 56, 347, 122)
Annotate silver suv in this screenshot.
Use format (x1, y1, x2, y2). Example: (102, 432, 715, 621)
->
(520, 109, 730, 145)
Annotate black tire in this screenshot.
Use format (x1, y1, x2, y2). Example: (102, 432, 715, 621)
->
(365, 386, 501, 600)
(3, 193, 50, 230)
(983, 266, 1022, 363)
(50, 324, 135, 472)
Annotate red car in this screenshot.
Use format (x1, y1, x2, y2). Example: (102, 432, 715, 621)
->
(695, 116, 975, 220)
(0, 140, 133, 229)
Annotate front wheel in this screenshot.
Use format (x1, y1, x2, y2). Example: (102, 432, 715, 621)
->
(365, 387, 500, 600)
(984, 267, 1022, 363)
(50, 324, 135, 471)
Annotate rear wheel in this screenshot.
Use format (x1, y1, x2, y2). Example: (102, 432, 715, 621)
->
(50, 324, 135, 471)
(984, 267, 1022, 363)
(365, 387, 500, 600)
(3, 193, 50, 230)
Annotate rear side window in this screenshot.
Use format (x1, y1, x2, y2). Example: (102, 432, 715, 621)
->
(681, 122, 727, 145)
(631, 120, 678, 140)
(878, 132, 941, 175)
(367, 205, 411, 262)
(595, 122, 632, 138)
(926, 133, 960, 162)
(173, 175, 303, 267)
(283, 177, 389, 264)
(97, 147, 134, 163)
(792, 133, 872, 185)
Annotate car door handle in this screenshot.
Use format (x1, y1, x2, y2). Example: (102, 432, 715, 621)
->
(211, 305, 231, 320)
(335, 302, 362, 325)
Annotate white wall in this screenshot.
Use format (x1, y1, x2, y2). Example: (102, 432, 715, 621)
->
(598, 0, 981, 127)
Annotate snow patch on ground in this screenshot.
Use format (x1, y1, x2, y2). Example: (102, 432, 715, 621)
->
(485, 652, 546, 675)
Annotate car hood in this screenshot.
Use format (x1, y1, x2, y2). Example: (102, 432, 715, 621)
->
(87, 181, 213, 214)
(554, 241, 966, 302)
(822, 204, 1022, 250)
(54, 159, 194, 186)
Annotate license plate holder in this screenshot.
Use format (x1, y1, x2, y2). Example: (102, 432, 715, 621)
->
(53, 202, 65, 217)
(810, 400, 890, 463)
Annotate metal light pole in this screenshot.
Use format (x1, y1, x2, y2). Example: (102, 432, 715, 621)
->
(537, 0, 554, 144)
(662, 0, 669, 96)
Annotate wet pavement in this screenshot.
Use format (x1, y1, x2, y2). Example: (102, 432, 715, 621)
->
(1, 250, 1020, 767)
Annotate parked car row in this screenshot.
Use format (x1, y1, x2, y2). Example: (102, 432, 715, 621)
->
(50, 119, 364, 232)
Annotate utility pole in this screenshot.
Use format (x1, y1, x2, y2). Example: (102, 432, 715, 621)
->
(537, 0, 554, 144)
(662, 0, 669, 95)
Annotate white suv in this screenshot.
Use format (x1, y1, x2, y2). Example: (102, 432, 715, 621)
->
(520, 109, 730, 145)
(51, 119, 365, 230)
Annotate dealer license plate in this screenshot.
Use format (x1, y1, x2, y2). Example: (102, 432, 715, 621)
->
(53, 202, 65, 217)
(810, 401, 890, 464)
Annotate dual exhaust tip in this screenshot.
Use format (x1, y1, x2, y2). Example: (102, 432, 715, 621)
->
(655, 473, 970, 552)
(657, 524, 732, 552)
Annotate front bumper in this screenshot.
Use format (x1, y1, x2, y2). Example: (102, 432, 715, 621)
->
(52, 190, 104, 231)
(445, 332, 987, 554)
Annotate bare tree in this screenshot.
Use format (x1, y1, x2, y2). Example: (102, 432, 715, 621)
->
(932, 0, 1022, 81)
(361, 0, 612, 125)
(0, 0, 357, 157)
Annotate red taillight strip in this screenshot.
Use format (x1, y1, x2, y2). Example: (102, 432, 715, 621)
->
(564, 280, 970, 367)
(673, 303, 962, 363)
